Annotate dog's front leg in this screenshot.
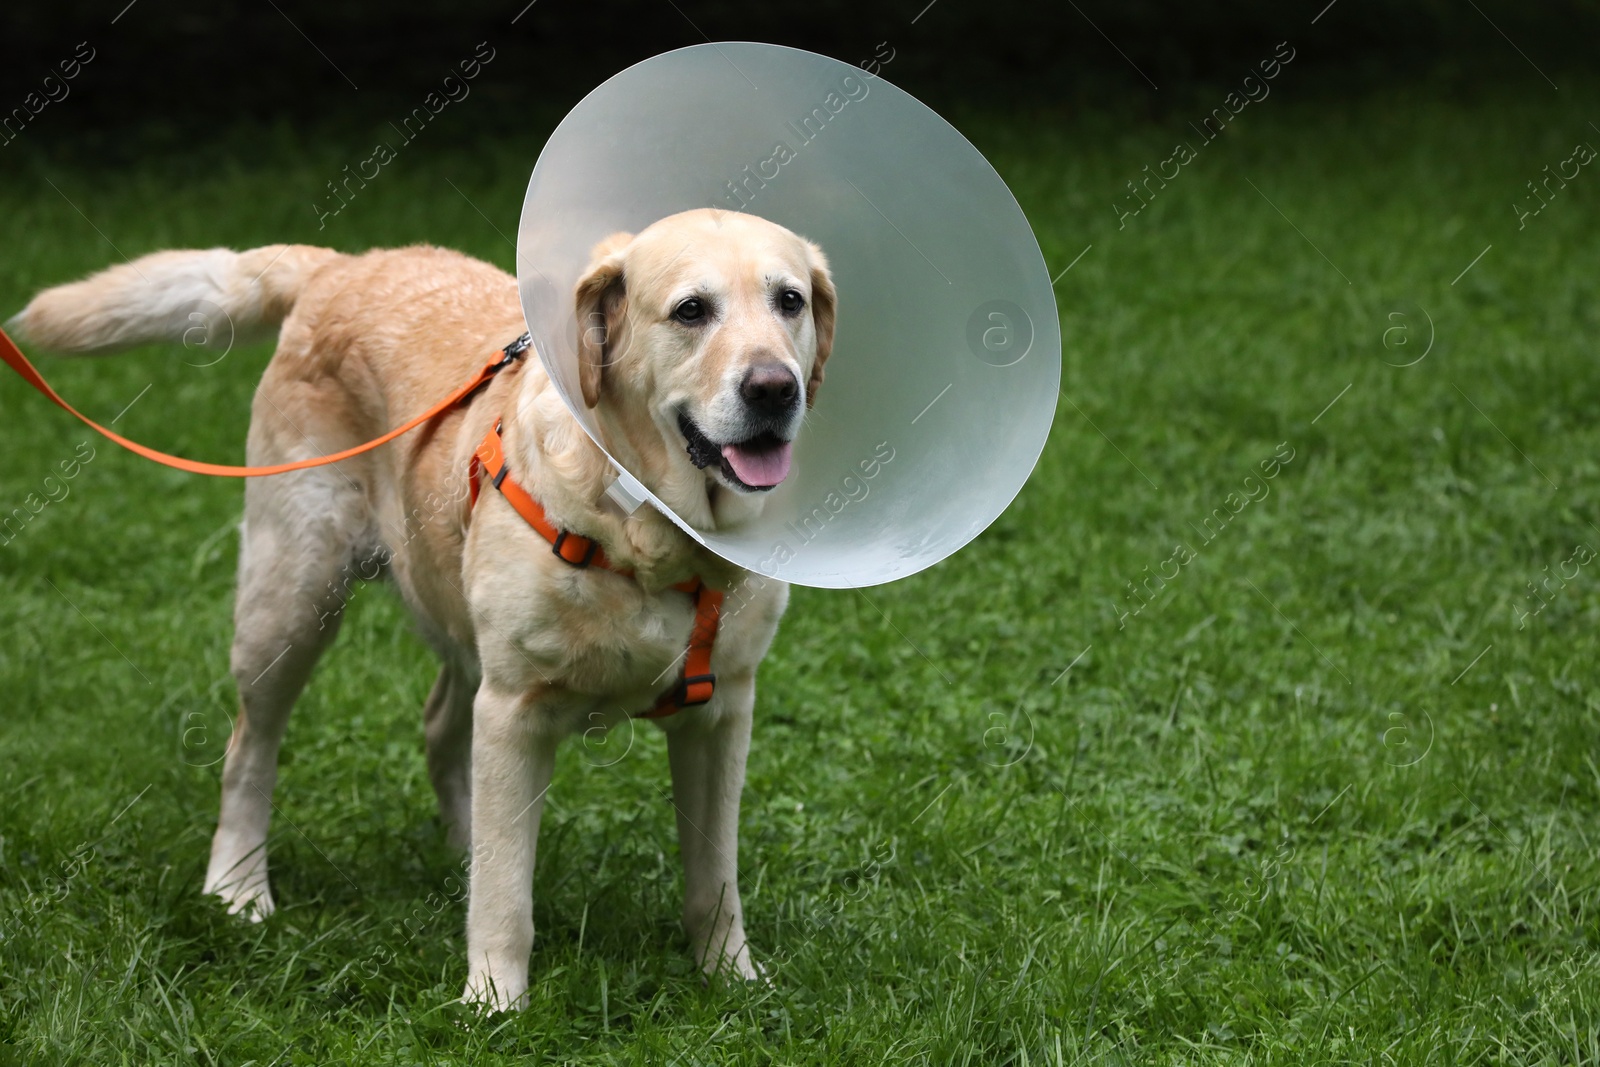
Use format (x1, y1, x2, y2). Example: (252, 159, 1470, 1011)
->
(663, 675, 759, 980)
(462, 680, 557, 1012)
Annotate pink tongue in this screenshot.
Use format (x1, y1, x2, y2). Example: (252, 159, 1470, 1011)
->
(721, 440, 793, 487)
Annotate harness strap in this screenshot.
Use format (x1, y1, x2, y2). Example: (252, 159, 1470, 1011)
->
(470, 418, 620, 570)
(469, 420, 721, 719)
(0, 325, 528, 477)
(637, 581, 721, 718)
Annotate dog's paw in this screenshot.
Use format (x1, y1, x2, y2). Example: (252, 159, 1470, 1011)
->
(233, 896, 275, 923)
(727, 956, 771, 988)
(204, 881, 275, 922)
(461, 972, 527, 1014)
(202, 845, 275, 921)
(697, 941, 767, 986)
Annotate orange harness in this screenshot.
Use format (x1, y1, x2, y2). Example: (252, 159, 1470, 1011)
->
(0, 325, 720, 718)
(469, 419, 722, 719)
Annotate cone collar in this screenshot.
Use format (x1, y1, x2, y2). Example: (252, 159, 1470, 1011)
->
(517, 42, 1059, 589)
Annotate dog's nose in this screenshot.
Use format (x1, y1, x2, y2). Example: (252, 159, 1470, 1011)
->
(739, 361, 800, 417)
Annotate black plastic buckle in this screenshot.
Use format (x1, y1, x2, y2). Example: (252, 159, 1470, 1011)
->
(551, 530, 599, 568)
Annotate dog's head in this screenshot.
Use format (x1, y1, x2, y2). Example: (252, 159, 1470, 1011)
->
(573, 209, 835, 505)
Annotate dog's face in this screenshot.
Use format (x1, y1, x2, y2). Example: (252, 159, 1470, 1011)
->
(574, 209, 835, 497)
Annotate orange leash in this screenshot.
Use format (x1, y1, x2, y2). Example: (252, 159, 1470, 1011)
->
(1, 321, 718, 718)
(0, 325, 527, 477)
(470, 419, 722, 718)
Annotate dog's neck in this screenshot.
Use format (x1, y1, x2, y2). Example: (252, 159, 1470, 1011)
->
(505, 371, 751, 591)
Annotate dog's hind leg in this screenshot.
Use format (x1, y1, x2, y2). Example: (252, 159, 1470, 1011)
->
(423, 659, 477, 850)
(203, 466, 370, 919)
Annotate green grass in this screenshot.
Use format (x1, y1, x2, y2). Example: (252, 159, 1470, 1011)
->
(5, 75, 1600, 1064)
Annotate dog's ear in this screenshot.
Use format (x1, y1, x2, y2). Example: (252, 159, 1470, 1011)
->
(574, 232, 633, 408)
(804, 242, 837, 408)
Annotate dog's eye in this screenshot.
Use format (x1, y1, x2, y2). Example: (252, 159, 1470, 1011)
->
(672, 297, 707, 325)
(778, 289, 806, 316)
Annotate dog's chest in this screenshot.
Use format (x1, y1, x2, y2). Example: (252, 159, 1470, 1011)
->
(465, 508, 788, 719)
(524, 573, 708, 706)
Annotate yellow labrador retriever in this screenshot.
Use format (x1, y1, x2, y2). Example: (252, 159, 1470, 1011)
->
(11, 208, 835, 1010)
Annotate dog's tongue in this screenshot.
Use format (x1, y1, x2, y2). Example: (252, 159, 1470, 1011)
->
(722, 439, 792, 487)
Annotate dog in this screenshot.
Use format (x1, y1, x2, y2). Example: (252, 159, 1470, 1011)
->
(9, 207, 836, 1010)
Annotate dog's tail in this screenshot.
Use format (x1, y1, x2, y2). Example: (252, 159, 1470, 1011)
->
(6, 244, 342, 354)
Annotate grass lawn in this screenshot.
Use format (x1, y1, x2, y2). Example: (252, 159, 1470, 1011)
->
(3, 73, 1600, 1064)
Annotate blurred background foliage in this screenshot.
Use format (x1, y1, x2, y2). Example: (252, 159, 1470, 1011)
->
(3, 0, 1598, 165)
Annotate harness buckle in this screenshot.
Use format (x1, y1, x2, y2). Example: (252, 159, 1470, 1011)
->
(551, 530, 599, 568)
(679, 672, 717, 707)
